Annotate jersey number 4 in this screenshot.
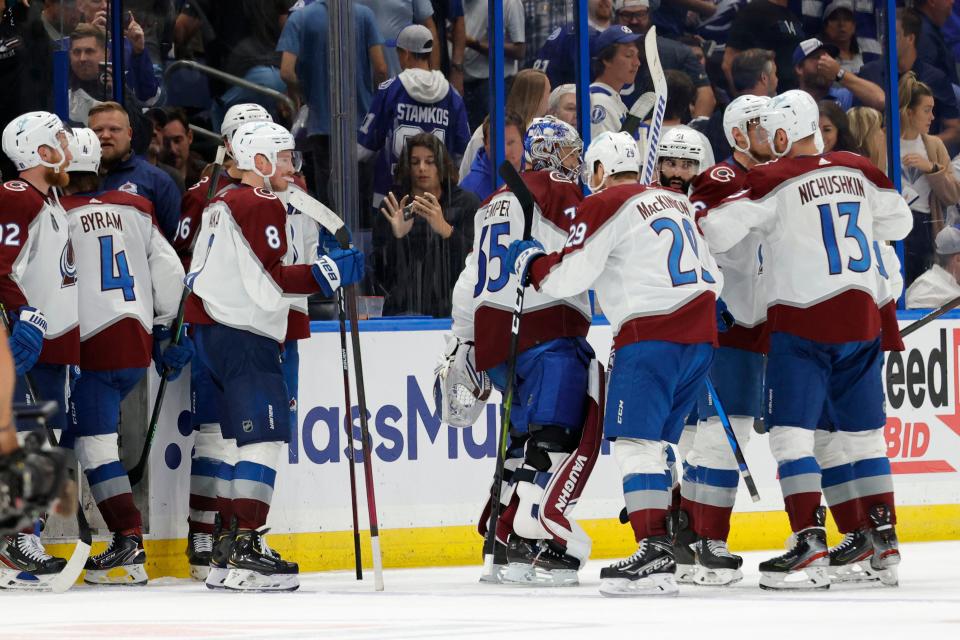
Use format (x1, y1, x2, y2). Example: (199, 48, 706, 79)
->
(651, 217, 716, 286)
(99, 236, 136, 301)
(818, 201, 870, 275)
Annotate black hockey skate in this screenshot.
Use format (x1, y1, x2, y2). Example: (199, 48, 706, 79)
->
(478, 540, 508, 584)
(828, 529, 877, 584)
(759, 506, 829, 591)
(668, 509, 696, 584)
(502, 537, 580, 587)
(186, 529, 214, 581)
(84, 532, 148, 585)
(599, 535, 678, 597)
(0, 533, 67, 591)
(693, 537, 743, 586)
(866, 504, 899, 586)
(205, 515, 236, 590)
(223, 528, 299, 592)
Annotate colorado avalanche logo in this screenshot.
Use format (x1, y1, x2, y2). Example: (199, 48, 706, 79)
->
(118, 182, 138, 194)
(709, 166, 736, 183)
(60, 239, 77, 288)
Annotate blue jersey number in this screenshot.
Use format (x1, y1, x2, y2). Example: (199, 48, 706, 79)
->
(818, 202, 870, 275)
(651, 217, 715, 286)
(473, 222, 512, 297)
(99, 235, 136, 301)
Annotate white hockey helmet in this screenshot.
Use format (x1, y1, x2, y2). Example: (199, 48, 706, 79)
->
(656, 126, 705, 169)
(2, 111, 68, 171)
(524, 115, 583, 179)
(66, 128, 102, 174)
(759, 89, 823, 158)
(723, 94, 771, 151)
(433, 337, 491, 428)
(582, 131, 641, 191)
(232, 121, 295, 178)
(221, 103, 274, 145)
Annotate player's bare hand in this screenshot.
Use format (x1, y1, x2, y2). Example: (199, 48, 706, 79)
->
(125, 12, 146, 55)
(413, 193, 452, 239)
(902, 153, 935, 174)
(380, 192, 414, 239)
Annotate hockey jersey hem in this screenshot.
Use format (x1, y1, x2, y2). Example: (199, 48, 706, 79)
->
(767, 289, 881, 344)
(475, 302, 591, 371)
(613, 292, 717, 350)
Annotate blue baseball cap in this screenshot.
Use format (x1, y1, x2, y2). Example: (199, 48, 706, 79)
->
(792, 37, 840, 67)
(591, 25, 641, 58)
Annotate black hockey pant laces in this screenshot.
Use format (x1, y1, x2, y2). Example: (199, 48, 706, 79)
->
(18, 533, 53, 562)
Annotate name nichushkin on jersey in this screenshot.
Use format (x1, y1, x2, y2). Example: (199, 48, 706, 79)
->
(797, 174, 866, 206)
(396, 103, 450, 127)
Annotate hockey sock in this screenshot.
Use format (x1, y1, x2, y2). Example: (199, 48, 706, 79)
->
(814, 429, 861, 533)
(769, 427, 822, 532)
(839, 430, 896, 526)
(76, 434, 142, 534)
(679, 462, 701, 533)
(214, 438, 240, 529)
(232, 441, 282, 530)
(683, 416, 752, 539)
(189, 424, 228, 535)
(615, 439, 670, 540)
(691, 466, 739, 540)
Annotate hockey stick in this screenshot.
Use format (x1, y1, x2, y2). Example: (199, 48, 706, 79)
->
(128, 147, 227, 486)
(900, 295, 960, 338)
(639, 27, 667, 185)
(0, 305, 92, 592)
(481, 162, 536, 578)
(337, 289, 364, 580)
(704, 377, 760, 502)
(619, 91, 656, 139)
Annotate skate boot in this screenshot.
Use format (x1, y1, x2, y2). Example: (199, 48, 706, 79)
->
(223, 528, 299, 592)
(0, 533, 67, 591)
(84, 532, 148, 585)
(828, 529, 878, 584)
(599, 535, 678, 597)
(668, 509, 696, 584)
(186, 529, 214, 581)
(502, 537, 580, 587)
(478, 540, 508, 584)
(867, 504, 899, 586)
(693, 537, 743, 586)
(205, 515, 236, 590)
(759, 506, 829, 590)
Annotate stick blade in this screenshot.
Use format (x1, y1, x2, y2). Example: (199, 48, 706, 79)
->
(50, 540, 91, 593)
(288, 188, 346, 237)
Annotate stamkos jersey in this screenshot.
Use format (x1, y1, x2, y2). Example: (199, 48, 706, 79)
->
(690, 158, 768, 353)
(528, 183, 722, 351)
(174, 171, 241, 272)
(281, 182, 321, 342)
(700, 151, 912, 344)
(63, 191, 184, 370)
(590, 82, 628, 140)
(0, 181, 79, 364)
(450, 170, 590, 372)
(184, 185, 322, 343)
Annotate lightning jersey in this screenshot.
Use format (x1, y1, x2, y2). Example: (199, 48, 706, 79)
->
(184, 184, 322, 343)
(63, 191, 184, 369)
(529, 183, 722, 350)
(0, 180, 79, 364)
(174, 171, 241, 272)
(280, 182, 321, 342)
(590, 82, 628, 140)
(700, 152, 912, 343)
(690, 158, 768, 353)
(451, 170, 590, 372)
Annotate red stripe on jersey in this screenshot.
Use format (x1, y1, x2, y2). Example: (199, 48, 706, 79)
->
(613, 291, 717, 350)
(474, 302, 591, 372)
(0, 182, 47, 311)
(39, 328, 80, 365)
(184, 292, 215, 326)
(175, 173, 239, 269)
(767, 290, 881, 344)
(741, 151, 895, 200)
(285, 309, 311, 342)
(81, 318, 152, 370)
(879, 300, 904, 352)
(718, 322, 769, 353)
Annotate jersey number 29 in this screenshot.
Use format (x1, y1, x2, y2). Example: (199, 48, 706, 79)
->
(651, 217, 716, 286)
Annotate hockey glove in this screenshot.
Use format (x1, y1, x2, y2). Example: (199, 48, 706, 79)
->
(152, 325, 195, 382)
(318, 226, 353, 255)
(311, 248, 365, 297)
(716, 298, 735, 332)
(506, 239, 545, 286)
(9, 307, 47, 375)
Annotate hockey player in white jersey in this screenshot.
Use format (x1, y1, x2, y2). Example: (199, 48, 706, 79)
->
(0, 111, 79, 590)
(699, 90, 912, 590)
(655, 126, 706, 194)
(59, 128, 190, 585)
(447, 116, 604, 587)
(185, 121, 363, 591)
(507, 130, 724, 597)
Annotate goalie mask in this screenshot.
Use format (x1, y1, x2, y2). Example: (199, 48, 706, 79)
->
(524, 116, 583, 181)
(433, 337, 492, 428)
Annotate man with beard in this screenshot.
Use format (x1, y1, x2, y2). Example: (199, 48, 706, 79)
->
(0, 111, 79, 590)
(792, 37, 883, 111)
(655, 126, 706, 194)
(88, 102, 181, 241)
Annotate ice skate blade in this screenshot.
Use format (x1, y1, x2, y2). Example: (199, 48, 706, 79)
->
(223, 568, 299, 592)
(759, 567, 829, 591)
(693, 565, 743, 586)
(675, 562, 696, 584)
(205, 566, 229, 590)
(599, 573, 678, 597)
(84, 564, 148, 586)
(829, 562, 899, 587)
(501, 562, 578, 587)
(190, 563, 211, 581)
(478, 564, 506, 584)
(0, 568, 56, 591)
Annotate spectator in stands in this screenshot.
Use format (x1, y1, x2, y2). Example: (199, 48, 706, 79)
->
(915, 0, 959, 88)
(695, 0, 748, 51)
(374, 134, 478, 317)
(430, 0, 466, 95)
(88, 101, 181, 241)
(817, 100, 857, 153)
(462, 0, 526, 130)
(548, 84, 578, 127)
(662, 71, 716, 168)
(144, 108, 186, 194)
(359, 25, 470, 213)
(860, 8, 960, 151)
(590, 25, 641, 139)
(818, 0, 879, 74)
(723, 0, 805, 95)
(68, 22, 159, 110)
(356, 0, 441, 77)
(847, 106, 886, 172)
(278, 0, 385, 205)
(531, 0, 613, 91)
(792, 37, 883, 111)
(590, 0, 615, 30)
(788, 0, 881, 63)
(459, 111, 525, 202)
(162, 107, 206, 188)
(652, 0, 716, 40)
(899, 72, 960, 287)
(125, 0, 177, 66)
(906, 224, 960, 309)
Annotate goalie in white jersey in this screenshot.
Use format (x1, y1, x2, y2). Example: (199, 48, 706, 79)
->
(699, 90, 913, 590)
(507, 130, 724, 597)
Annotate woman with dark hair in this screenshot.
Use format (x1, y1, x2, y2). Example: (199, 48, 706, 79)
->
(817, 100, 858, 153)
(374, 133, 479, 317)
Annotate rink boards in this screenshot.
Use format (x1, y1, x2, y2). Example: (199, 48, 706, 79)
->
(49, 313, 960, 578)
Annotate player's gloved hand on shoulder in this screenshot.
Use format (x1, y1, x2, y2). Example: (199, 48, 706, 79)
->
(152, 324, 195, 382)
(506, 239, 545, 286)
(318, 226, 352, 256)
(8, 306, 47, 375)
(312, 248, 365, 297)
(716, 298, 735, 332)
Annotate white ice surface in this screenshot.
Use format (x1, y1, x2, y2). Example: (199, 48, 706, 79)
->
(3, 541, 959, 640)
